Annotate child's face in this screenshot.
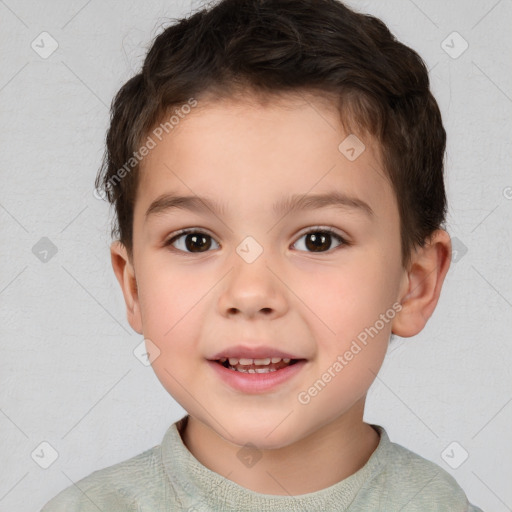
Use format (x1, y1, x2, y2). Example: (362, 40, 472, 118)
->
(116, 93, 411, 448)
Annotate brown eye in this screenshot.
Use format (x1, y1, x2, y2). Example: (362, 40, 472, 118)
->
(166, 231, 220, 253)
(293, 229, 346, 253)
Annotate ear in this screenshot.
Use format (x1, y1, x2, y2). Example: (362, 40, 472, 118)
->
(392, 229, 452, 337)
(110, 241, 143, 335)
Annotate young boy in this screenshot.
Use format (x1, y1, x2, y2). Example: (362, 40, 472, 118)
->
(42, 0, 484, 510)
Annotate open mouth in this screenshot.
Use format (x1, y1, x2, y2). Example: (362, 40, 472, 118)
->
(215, 357, 302, 373)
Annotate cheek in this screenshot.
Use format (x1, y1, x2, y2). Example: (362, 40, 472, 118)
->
(298, 254, 397, 335)
(135, 263, 218, 368)
(136, 263, 208, 336)
(136, 266, 207, 402)
(300, 253, 399, 387)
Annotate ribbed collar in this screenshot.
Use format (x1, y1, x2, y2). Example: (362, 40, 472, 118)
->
(161, 415, 390, 511)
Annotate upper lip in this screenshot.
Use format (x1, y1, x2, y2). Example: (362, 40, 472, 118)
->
(208, 344, 305, 361)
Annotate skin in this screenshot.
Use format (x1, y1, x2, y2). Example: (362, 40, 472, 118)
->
(111, 91, 451, 495)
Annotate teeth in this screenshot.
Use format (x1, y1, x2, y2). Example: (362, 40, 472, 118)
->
(254, 358, 271, 365)
(225, 357, 291, 366)
(231, 366, 277, 373)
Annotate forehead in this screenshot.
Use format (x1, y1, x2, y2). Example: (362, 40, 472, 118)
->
(135, 93, 394, 224)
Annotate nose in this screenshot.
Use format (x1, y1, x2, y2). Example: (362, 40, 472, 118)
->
(217, 255, 288, 320)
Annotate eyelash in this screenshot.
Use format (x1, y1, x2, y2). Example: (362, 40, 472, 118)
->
(163, 227, 350, 255)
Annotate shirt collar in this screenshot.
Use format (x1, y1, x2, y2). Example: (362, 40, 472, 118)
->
(161, 415, 391, 511)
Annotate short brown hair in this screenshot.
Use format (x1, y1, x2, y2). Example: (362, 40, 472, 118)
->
(95, 0, 447, 269)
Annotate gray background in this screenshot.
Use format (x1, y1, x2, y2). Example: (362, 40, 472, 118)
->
(1, 0, 511, 510)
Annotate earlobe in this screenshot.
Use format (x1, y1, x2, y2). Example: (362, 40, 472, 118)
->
(110, 241, 143, 334)
(391, 230, 452, 338)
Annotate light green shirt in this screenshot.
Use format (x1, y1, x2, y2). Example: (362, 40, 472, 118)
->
(42, 416, 484, 511)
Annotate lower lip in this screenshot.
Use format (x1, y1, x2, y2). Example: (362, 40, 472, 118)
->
(207, 360, 307, 393)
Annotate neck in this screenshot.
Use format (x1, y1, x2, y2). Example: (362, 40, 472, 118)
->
(180, 398, 380, 495)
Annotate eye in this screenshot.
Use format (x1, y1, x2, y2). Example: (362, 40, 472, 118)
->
(164, 227, 348, 254)
(292, 227, 348, 253)
(164, 229, 220, 254)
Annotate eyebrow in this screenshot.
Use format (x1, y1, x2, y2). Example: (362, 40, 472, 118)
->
(144, 191, 374, 221)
